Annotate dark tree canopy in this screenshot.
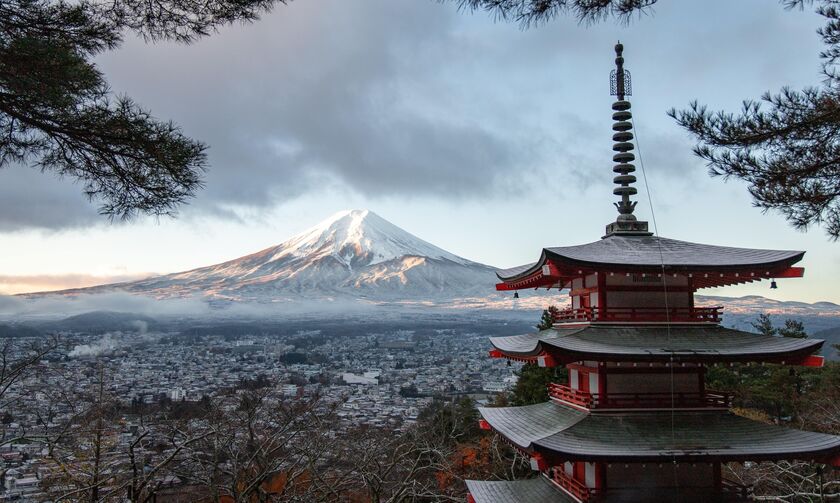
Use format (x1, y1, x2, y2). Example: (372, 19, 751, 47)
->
(0, 0, 283, 220)
(461, 0, 840, 240)
(536, 305, 560, 330)
(752, 313, 808, 339)
(455, 0, 656, 27)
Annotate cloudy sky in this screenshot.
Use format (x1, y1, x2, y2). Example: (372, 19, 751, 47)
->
(1, 0, 837, 303)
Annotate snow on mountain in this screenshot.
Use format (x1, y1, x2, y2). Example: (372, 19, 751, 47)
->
(696, 295, 840, 334)
(272, 209, 473, 268)
(61, 210, 498, 302)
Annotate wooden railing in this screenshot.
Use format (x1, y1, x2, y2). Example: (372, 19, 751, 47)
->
(548, 383, 593, 408)
(548, 383, 733, 409)
(720, 479, 753, 501)
(550, 467, 598, 502)
(553, 307, 597, 322)
(595, 484, 752, 502)
(553, 306, 722, 324)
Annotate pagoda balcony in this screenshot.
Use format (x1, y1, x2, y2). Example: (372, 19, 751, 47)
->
(595, 481, 752, 502)
(720, 479, 753, 501)
(552, 306, 722, 324)
(548, 383, 734, 410)
(550, 467, 599, 502)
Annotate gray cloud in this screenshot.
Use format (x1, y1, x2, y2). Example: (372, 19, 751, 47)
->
(0, 165, 101, 231)
(0, 0, 826, 230)
(2, 0, 549, 230)
(90, 0, 548, 218)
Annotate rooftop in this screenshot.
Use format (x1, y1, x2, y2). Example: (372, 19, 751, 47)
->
(496, 235, 804, 290)
(479, 402, 840, 463)
(465, 477, 573, 503)
(489, 324, 823, 364)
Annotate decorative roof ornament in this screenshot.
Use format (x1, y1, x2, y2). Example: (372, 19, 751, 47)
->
(610, 44, 631, 100)
(604, 42, 652, 238)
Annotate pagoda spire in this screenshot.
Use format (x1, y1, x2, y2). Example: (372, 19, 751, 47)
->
(604, 42, 652, 237)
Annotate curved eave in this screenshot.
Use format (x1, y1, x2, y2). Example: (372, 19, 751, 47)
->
(496, 236, 805, 290)
(479, 403, 840, 464)
(466, 477, 574, 503)
(477, 402, 586, 450)
(488, 326, 824, 364)
(496, 260, 804, 291)
(533, 410, 840, 464)
(542, 248, 804, 275)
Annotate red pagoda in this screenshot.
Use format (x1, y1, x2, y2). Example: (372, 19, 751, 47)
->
(466, 44, 840, 503)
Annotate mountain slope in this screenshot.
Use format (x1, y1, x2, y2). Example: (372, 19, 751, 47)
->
(812, 326, 840, 360)
(58, 210, 498, 301)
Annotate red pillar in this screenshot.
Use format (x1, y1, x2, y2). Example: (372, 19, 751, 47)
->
(598, 272, 607, 319)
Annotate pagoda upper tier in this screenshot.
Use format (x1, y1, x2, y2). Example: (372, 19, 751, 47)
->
(496, 234, 804, 291)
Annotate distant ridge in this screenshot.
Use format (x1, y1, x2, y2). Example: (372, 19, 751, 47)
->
(697, 294, 840, 317)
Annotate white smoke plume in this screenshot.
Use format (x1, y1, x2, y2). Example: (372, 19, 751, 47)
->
(68, 333, 120, 357)
(131, 319, 148, 335)
(68, 318, 156, 358)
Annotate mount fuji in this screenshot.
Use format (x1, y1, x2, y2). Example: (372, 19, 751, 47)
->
(54, 210, 499, 302)
(14, 211, 840, 341)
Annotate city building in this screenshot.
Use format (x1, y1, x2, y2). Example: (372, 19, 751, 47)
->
(342, 372, 379, 385)
(466, 44, 840, 503)
(281, 384, 300, 397)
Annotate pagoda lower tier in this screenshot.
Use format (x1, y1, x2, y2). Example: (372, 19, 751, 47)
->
(466, 477, 575, 503)
(473, 402, 840, 502)
(474, 323, 837, 502)
(479, 402, 840, 464)
(466, 473, 750, 503)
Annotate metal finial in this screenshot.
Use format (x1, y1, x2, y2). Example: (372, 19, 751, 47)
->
(610, 42, 632, 100)
(604, 42, 650, 238)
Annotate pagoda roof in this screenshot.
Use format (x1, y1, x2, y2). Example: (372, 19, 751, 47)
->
(497, 235, 803, 289)
(479, 402, 840, 463)
(490, 325, 822, 364)
(476, 402, 585, 449)
(465, 477, 573, 503)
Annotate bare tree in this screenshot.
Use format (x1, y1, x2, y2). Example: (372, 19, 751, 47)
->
(727, 461, 839, 502)
(36, 364, 210, 502)
(725, 368, 840, 502)
(0, 336, 58, 447)
(310, 398, 529, 502)
(176, 389, 334, 502)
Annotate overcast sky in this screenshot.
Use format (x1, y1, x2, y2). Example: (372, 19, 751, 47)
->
(1, 0, 837, 303)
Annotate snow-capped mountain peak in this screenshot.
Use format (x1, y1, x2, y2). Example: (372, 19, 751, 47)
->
(272, 209, 471, 268)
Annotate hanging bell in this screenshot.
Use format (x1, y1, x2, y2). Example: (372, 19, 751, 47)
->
(513, 292, 520, 299)
(770, 279, 778, 289)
